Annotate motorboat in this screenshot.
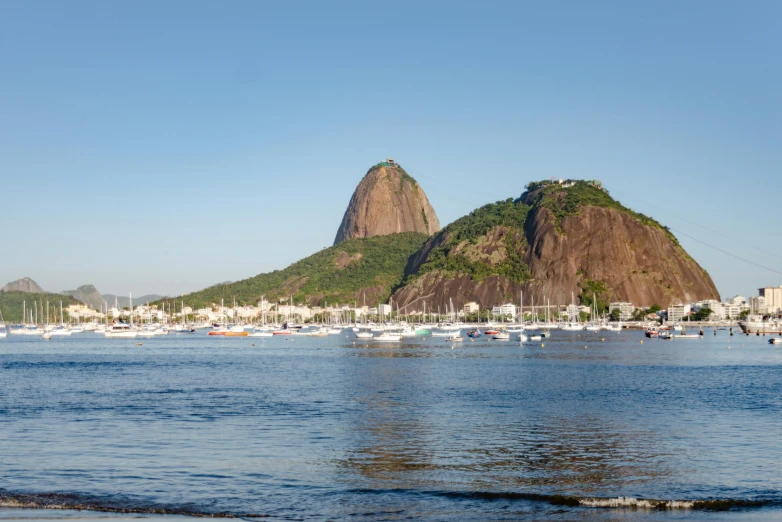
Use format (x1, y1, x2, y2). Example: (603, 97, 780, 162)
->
(739, 315, 782, 334)
(105, 323, 138, 338)
(645, 328, 659, 338)
(445, 334, 463, 342)
(561, 323, 584, 331)
(466, 328, 482, 338)
(658, 330, 673, 340)
(517, 333, 528, 342)
(674, 334, 701, 339)
(374, 332, 401, 342)
(492, 332, 510, 341)
(769, 338, 782, 345)
(529, 334, 542, 341)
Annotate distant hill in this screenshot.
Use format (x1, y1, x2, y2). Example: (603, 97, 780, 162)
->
(63, 284, 105, 310)
(157, 232, 429, 309)
(103, 294, 164, 309)
(2, 277, 45, 293)
(0, 290, 81, 323)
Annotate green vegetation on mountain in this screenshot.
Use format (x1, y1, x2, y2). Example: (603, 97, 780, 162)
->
(0, 291, 81, 323)
(521, 179, 677, 242)
(161, 232, 429, 309)
(406, 198, 533, 284)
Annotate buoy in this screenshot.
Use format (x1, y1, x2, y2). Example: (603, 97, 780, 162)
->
(584, 345, 587, 349)
(541, 343, 545, 347)
(728, 346, 731, 350)
(136, 342, 142, 346)
(640, 340, 643, 344)
(252, 344, 255, 347)
(365, 344, 369, 347)
(451, 345, 454, 350)
(601, 338, 605, 342)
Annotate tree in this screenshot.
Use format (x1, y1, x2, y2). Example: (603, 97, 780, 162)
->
(646, 304, 662, 314)
(692, 307, 713, 321)
(610, 308, 621, 322)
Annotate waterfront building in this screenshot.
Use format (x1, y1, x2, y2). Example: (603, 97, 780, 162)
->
(667, 304, 691, 322)
(463, 302, 480, 314)
(726, 295, 746, 306)
(608, 302, 634, 321)
(378, 304, 392, 318)
(749, 296, 767, 314)
(492, 303, 517, 320)
(759, 286, 782, 314)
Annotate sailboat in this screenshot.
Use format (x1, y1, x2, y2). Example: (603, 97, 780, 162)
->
(0, 309, 7, 338)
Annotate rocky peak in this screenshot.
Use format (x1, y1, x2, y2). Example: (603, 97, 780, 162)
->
(1, 277, 45, 293)
(334, 161, 440, 245)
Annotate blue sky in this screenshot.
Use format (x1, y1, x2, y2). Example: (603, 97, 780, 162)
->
(1, 0, 780, 299)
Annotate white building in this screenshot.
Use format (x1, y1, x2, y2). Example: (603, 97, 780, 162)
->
(463, 302, 480, 314)
(726, 295, 746, 306)
(749, 296, 767, 314)
(759, 286, 782, 314)
(492, 303, 517, 320)
(667, 304, 692, 322)
(378, 304, 393, 317)
(608, 302, 634, 321)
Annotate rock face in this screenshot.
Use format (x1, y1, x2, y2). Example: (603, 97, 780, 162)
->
(1, 277, 44, 293)
(64, 284, 104, 310)
(334, 162, 440, 245)
(393, 180, 719, 311)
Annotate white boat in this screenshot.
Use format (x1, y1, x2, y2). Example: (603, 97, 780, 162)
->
(305, 328, 329, 337)
(431, 330, 453, 337)
(561, 323, 584, 331)
(50, 326, 72, 336)
(739, 315, 782, 334)
(769, 338, 782, 345)
(42, 331, 53, 340)
(105, 323, 138, 338)
(673, 334, 701, 339)
(517, 333, 528, 342)
(0, 311, 7, 338)
(374, 332, 401, 342)
(492, 332, 510, 340)
(326, 328, 341, 335)
(529, 334, 542, 341)
(10, 326, 43, 336)
(445, 334, 463, 342)
(658, 330, 673, 340)
(137, 328, 157, 337)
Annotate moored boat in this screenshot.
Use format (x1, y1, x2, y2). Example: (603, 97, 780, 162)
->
(105, 323, 137, 338)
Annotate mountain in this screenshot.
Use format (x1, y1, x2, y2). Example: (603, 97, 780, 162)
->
(392, 179, 719, 312)
(0, 291, 81, 323)
(63, 285, 105, 310)
(103, 294, 165, 309)
(159, 232, 428, 309)
(1, 277, 45, 293)
(334, 161, 440, 245)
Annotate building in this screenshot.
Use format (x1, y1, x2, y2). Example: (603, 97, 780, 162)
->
(492, 303, 517, 320)
(378, 304, 392, 317)
(759, 286, 782, 314)
(722, 303, 743, 320)
(726, 295, 746, 306)
(667, 304, 691, 322)
(608, 302, 634, 321)
(750, 296, 767, 315)
(463, 302, 480, 314)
